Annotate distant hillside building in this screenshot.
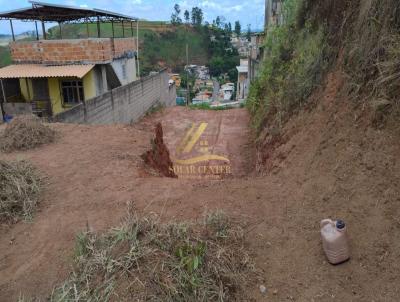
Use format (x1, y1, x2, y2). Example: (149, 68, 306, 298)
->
(0, 1, 139, 118)
(236, 59, 249, 101)
(248, 32, 266, 83)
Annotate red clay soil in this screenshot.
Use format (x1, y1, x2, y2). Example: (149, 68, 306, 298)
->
(1, 74, 400, 302)
(141, 122, 177, 178)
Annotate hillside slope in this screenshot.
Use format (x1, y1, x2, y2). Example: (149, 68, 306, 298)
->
(250, 66, 400, 300)
(242, 0, 400, 298)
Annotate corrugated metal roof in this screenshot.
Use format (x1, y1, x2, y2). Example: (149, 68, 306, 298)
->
(0, 64, 95, 79)
(0, 1, 137, 22)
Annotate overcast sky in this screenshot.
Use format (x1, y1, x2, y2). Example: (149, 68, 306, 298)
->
(0, 0, 266, 35)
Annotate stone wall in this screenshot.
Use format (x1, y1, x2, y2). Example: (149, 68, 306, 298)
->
(53, 70, 176, 125)
(10, 38, 137, 65)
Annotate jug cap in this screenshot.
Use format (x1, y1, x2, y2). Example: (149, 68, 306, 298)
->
(336, 220, 345, 229)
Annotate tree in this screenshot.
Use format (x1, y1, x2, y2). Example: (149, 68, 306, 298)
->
(224, 22, 233, 34)
(171, 4, 182, 25)
(209, 56, 225, 76)
(191, 7, 203, 27)
(234, 21, 241, 36)
(246, 24, 251, 41)
(184, 10, 190, 24)
(216, 16, 221, 28)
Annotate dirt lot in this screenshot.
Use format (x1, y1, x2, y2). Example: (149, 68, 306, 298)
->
(1, 93, 400, 301)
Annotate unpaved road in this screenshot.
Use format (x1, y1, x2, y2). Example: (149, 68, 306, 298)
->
(1, 103, 400, 301)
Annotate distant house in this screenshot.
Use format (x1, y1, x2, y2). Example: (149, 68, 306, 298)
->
(0, 1, 139, 118)
(248, 32, 266, 83)
(236, 59, 249, 101)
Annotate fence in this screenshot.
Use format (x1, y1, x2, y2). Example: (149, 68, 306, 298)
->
(53, 69, 176, 125)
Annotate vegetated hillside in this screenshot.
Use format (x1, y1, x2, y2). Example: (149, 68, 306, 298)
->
(248, 0, 400, 137)
(244, 1, 400, 299)
(140, 26, 210, 74)
(248, 0, 400, 171)
(141, 24, 239, 78)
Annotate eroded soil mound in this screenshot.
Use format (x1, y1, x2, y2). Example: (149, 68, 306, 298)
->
(0, 115, 56, 152)
(0, 160, 41, 222)
(141, 122, 177, 177)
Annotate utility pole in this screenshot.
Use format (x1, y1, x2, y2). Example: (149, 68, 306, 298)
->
(9, 20, 15, 41)
(136, 20, 140, 78)
(1, 79, 7, 121)
(186, 43, 189, 106)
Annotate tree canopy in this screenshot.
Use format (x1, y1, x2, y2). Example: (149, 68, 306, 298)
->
(234, 21, 241, 36)
(171, 4, 182, 25)
(191, 7, 204, 27)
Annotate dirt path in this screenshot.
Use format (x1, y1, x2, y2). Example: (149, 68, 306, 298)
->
(1, 102, 400, 301)
(0, 107, 253, 300)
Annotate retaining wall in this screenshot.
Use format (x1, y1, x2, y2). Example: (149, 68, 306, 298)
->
(53, 70, 176, 125)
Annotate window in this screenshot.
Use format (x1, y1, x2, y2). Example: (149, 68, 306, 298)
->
(61, 80, 84, 104)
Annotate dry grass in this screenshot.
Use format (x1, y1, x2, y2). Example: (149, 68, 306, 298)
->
(0, 115, 56, 152)
(48, 205, 258, 301)
(344, 0, 400, 106)
(0, 160, 42, 222)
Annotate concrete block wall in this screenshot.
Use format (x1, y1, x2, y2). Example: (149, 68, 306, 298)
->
(85, 92, 114, 124)
(10, 38, 136, 65)
(53, 103, 85, 123)
(54, 70, 176, 125)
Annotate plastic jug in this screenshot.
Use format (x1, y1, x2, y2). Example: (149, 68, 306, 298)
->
(320, 219, 350, 264)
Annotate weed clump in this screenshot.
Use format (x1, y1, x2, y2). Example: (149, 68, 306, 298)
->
(51, 207, 257, 301)
(0, 160, 42, 222)
(0, 115, 56, 152)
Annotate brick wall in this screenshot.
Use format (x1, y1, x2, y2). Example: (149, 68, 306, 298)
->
(53, 70, 176, 125)
(113, 38, 137, 58)
(10, 38, 137, 65)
